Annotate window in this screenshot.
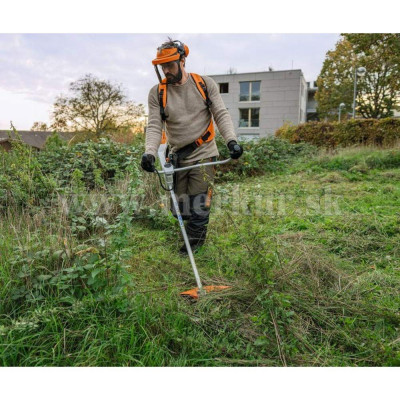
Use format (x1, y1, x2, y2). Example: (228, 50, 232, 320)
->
(239, 81, 260, 101)
(239, 108, 260, 128)
(219, 83, 229, 94)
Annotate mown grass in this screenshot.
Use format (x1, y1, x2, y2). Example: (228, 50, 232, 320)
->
(0, 146, 399, 366)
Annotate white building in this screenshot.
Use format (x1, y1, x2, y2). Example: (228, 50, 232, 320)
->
(209, 70, 308, 140)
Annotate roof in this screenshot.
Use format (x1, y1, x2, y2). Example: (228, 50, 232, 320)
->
(0, 130, 74, 149)
(208, 69, 303, 77)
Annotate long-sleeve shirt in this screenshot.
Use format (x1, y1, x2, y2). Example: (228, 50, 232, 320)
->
(145, 74, 237, 164)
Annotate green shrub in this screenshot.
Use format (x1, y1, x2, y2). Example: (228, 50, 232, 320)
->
(275, 118, 400, 148)
(0, 135, 57, 210)
(311, 148, 400, 172)
(38, 137, 142, 189)
(0, 135, 144, 211)
(215, 134, 316, 179)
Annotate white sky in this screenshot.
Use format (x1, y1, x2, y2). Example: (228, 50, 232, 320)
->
(0, 33, 341, 130)
(1, 1, 396, 132)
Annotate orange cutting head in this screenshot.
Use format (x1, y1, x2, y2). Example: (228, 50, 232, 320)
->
(180, 285, 231, 300)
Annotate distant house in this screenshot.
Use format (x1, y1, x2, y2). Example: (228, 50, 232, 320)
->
(0, 130, 74, 151)
(209, 70, 308, 140)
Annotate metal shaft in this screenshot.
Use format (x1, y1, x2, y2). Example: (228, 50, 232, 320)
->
(156, 143, 205, 292)
(156, 143, 231, 296)
(169, 186, 203, 291)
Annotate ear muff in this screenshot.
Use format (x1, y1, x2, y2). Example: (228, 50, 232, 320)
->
(173, 40, 189, 58)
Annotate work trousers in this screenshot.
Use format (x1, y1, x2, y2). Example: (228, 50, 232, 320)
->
(170, 157, 216, 244)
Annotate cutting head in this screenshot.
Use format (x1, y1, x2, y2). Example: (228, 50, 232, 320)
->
(180, 285, 231, 300)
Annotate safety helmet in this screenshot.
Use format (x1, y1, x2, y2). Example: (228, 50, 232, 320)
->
(152, 40, 189, 66)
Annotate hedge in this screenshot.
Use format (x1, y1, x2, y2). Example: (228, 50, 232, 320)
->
(275, 118, 400, 148)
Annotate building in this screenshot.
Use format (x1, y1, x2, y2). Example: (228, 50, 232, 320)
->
(209, 69, 308, 140)
(306, 80, 318, 121)
(0, 130, 73, 151)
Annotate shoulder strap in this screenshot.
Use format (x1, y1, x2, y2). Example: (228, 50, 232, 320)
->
(157, 74, 213, 121)
(158, 78, 168, 121)
(157, 78, 168, 144)
(190, 73, 212, 108)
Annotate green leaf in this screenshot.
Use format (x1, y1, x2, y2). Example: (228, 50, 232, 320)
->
(91, 268, 103, 279)
(87, 276, 95, 285)
(254, 336, 269, 346)
(37, 274, 52, 280)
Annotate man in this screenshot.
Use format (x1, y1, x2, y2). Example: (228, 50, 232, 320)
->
(141, 38, 243, 254)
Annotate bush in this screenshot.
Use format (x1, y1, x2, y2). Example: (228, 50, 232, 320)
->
(275, 118, 400, 148)
(0, 135, 145, 211)
(38, 137, 143, 189)
(0, 137, 57, 211)
(215, 134, 316, 179)
(1, 130, 314, 211)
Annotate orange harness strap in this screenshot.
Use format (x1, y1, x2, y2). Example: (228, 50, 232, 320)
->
(157, 73, 214, 149)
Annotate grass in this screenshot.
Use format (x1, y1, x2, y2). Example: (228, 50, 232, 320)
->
(0, 146, 399, 366)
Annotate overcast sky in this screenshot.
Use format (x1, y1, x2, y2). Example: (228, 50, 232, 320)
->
(0, 33, 340, 130)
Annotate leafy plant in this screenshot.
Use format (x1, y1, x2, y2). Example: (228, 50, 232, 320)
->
(276, 118, 400, 148)
(215, 134, 316, 179)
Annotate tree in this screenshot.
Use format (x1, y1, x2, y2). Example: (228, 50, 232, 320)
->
(315, 39, 356, 120)
(343, 34, 400, 56)
(316, 34, 400, 120)
(50, 74, 145, 137)
(31, 121, 49, 131)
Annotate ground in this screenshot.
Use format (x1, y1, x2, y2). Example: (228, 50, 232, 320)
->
(0, 147, 399, 366)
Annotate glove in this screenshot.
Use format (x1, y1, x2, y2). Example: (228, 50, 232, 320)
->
(227, 140, 243, 160)
(141, 153, 155, 172)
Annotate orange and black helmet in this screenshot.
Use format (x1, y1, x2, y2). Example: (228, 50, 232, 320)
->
(152, 40, 189, 65)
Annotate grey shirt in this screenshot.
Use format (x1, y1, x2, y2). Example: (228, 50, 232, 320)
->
(145, 74, 237, 164)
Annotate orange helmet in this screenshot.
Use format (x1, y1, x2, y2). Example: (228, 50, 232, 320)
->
(152, 40, 189, 65)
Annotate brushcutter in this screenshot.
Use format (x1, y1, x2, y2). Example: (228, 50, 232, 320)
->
(154, 141, 232, 299)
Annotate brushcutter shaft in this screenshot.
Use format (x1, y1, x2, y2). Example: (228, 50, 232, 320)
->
(155, 143, 231, 298)
(169, 188, 204, 290)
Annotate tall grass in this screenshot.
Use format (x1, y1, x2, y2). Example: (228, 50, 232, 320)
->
(1, 143, 399, 366)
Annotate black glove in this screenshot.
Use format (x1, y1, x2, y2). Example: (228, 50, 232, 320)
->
(141, 153, 155, 172)
(227, 140, 243, 160)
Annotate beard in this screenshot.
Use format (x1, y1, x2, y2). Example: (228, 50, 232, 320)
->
(165, 65, 183, 84)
